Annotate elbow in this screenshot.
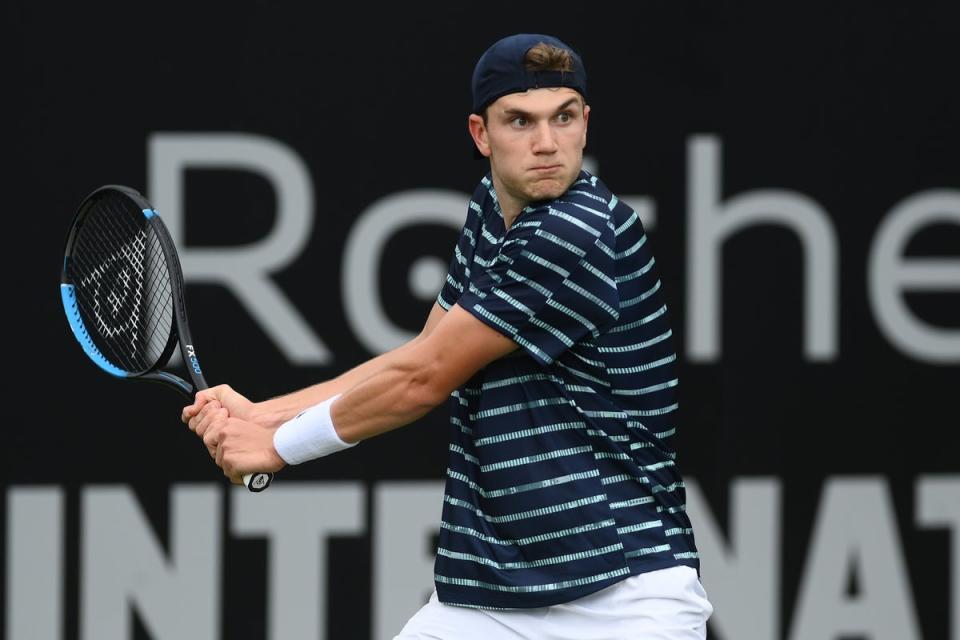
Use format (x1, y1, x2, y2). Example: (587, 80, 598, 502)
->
(406, 362, 453, 413)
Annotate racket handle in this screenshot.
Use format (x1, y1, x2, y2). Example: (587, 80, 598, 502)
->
(243, 472, 273, 493)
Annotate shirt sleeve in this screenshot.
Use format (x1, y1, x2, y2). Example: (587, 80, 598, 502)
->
(436, 243, 466, 311)
(456, 202, 620, 366)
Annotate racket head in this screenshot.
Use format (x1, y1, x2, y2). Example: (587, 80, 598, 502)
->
(61, 185, 273, 493)
(60, 185, 192, 393)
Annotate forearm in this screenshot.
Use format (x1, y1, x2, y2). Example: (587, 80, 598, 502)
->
(254, 337, 425, 428)
(330, 349, 443, 443)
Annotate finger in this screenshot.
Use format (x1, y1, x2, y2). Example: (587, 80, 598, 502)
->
(203, 408, 229, 456)
(192, 401, 223, 437)
(223, 467, 243, 485)
(185, 397, 214, 429)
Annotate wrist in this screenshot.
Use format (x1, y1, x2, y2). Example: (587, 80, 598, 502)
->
(272, 394, 357, 465)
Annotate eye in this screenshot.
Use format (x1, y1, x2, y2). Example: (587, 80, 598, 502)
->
(556, 111, 573, 124)
(510, 116, 529, 128)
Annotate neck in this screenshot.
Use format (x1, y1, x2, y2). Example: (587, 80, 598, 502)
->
(490, 175, 524, 230)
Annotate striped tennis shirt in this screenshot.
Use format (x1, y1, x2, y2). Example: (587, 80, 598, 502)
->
(433, 170, 700, 609)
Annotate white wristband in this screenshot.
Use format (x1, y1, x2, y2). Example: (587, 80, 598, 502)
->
(272, 394, 356, 464)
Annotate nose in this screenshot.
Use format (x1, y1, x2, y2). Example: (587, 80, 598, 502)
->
(531, 121, 559, 154)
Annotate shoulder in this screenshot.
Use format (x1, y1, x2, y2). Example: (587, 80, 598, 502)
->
(523, 172, 618, 247)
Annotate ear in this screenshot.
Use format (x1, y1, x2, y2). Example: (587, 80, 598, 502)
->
(468, 114, 491, 158)
(581, 104, 591, 148)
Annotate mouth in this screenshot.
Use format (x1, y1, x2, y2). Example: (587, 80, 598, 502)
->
(529, 164, 562, 172)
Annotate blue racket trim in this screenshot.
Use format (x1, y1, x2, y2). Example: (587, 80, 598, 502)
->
(61, 283, 130, 378)
(143, 208, 156, 218)
(154, 371, 193, 394)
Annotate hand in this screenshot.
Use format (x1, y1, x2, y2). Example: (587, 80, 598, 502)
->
(213, 416, 287, 484)
(182, 384, 257, 426)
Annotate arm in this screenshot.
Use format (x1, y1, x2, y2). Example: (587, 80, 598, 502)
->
(330, 303, 517, 443)
(251, 302, 450, 428)
(206, 303, 516, 480)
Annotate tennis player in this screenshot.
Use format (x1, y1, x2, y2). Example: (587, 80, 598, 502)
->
(183, 32, 713, 639)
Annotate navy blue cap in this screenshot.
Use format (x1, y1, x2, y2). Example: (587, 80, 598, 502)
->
(471, 34, 587, 114)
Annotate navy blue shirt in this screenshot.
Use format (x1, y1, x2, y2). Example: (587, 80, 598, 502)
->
(434, 171, 699, 609)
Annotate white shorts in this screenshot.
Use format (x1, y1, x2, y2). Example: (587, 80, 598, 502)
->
(394, 565, 713, 640)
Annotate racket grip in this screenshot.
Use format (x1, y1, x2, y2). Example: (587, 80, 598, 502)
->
(243, 472, 273, 493)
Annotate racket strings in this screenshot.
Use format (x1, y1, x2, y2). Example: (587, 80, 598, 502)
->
(73, 220, 171, 372)
(68, 194, 175, 374)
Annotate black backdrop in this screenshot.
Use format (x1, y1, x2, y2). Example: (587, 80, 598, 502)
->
(5, 2, 959, 639)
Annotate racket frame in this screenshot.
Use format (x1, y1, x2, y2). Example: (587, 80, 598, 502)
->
(61, 184, 273, 492)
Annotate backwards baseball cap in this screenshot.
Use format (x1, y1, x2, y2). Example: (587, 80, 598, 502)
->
(471, 33, 587, 115)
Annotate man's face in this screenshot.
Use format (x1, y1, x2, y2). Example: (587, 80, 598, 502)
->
(470, 87, 590, 212)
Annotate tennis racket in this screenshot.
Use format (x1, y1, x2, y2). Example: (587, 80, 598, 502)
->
(60, 184, 273, 492)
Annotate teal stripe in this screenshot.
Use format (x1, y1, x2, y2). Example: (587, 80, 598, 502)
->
(658, 504, 687, 514)
(447, 468, 601, 498)
(480, 445, 593, 472)
(615, 211, 639, 236)
(621, 280, 662, 308)
(674, 552, 700, 559)
(480, 224, 500, 245)
(609, 304, 667, 333)
(434, 567, 631, 593)
(616, 519, 663, 534)
(624, 544, 672, 559)
(502, 238, 529, 251)
(521, 250, 570, 277)
(475, 421, 586, 446)
(565, 189, 607, 206)
(507, 269, 553, 298)
(467, 282, 487, 298)
(535, 229, 587, 257)
(602, 474, 649, 486)
(449, 444, 480, 465)
(492, 288, 534, 317)
(615, 234, 648, 259)
(440, 518, 617, 547)
(563, 279, 619, 317)
(473, 254, 497, 268)
(608, 194, 619, 211)
(480, 373, 561, 391)
(557, 362, 611, 387)
(445, 273, 464, 293)
(642, 460, 675, 472)
(471, 304, 517, 335)
(593, 451, 632, 461)
(471, 397, 569, 420)
(569, 201, 611, 221)
(581, 410, 630, 420)
(444, 493, 608, 523)
(547, 208, 602, 236)
(608, 353, 677, 375)
(665, 528, 694, 537)
(586, 430, 630, 442)
(654, 427, 677, 438)
(515, 335, 552, 362)
(570, 350, 604, 367)
(599, 329, 672, 354)
(612, 378, 678, 395)
(581, 261, 617, 289)
(615, 256, 656, 283)
(437, 543, 624, 570)
(596, 240, 616, 259)
(530, 316, 575, 347)
(610, 496, 656, 510)
(627, 402, 679, 417)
